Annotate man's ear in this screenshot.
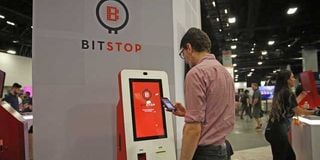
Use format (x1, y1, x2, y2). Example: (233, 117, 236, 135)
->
(185, 43, 192, 52)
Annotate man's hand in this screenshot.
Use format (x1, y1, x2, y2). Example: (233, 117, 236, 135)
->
(173, 102, 186, 117)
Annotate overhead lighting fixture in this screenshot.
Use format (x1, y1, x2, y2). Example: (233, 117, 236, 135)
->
(251, 48, 254, 51)
(233, 64, 237, 67)
(232, 38, 238, 41)
(212, 1, 216, 7)
(258, 61, 263, 65)
(235, 74, 239, 77)
(231, 45, 237, 50)
(288, 44, 291, 47)
(219, 29, 222, 32)
(247, 74, 252, 77)
(7, 50, 16, 54)
(216, 17, 220, 22)
(12, 40, 19, 43)
(0, 15, 5, 19)
(6, 21, 15, 26)
(235, 79, 238, 81)
(268, 40, 275, 45)
(253, 43, 256, 46)
(287, 7, 298, 15)
(224, 9, 228, 14)
(273, 70, 277, 73)
(234, 70, 238, 73)
(231, 54, 237, 58)
(261, 51, 268, 55)
(226, 23, 229, 27)
(250, 51, 254, 54)
(251, 69, 255, 71)
(31, 26, 33, 29)
(228, 17, 236, 23)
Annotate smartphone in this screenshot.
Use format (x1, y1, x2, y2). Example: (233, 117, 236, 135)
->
(161, 97, 176, 112)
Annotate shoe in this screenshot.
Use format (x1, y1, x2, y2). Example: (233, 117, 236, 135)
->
(256, 124, 262, 129)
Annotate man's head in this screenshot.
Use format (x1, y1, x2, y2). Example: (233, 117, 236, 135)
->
(251, 83, 258, 90)
(11, 82, 22, 95)
(179, 28, 211, 67)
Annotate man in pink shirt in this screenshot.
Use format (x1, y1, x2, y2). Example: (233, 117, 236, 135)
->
(173, 28, 235, 160)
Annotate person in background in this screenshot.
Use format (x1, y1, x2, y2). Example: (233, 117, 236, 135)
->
(173, 27, 235, 160)
(240, 90, 251, 119)
(22, 91, 32, 112)
(2, 82, 22, 112)
(265, 70, 315, 160)
(251, 83, 263, 129)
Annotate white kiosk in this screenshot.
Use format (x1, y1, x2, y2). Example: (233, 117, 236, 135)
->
(116, 69, 176, 160)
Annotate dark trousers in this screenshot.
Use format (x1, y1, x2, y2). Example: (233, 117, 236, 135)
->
(193, 143, 228, 160)
(265, 120, 296, 160)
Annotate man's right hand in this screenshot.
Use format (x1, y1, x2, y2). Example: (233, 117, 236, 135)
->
(173, 102, 186, 117)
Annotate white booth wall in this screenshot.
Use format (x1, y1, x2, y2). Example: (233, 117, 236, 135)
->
(0, 52, 32, 86)
(33, 0, 200, 160)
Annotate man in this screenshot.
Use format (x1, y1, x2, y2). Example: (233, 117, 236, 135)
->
(173, 28, 235, 160)
(2, 82, 22, 111)
(239, 90, 251, 119)
(251, 83, 262, 129)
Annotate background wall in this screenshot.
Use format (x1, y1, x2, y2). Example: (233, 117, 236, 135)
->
(0, 52, 32, 86)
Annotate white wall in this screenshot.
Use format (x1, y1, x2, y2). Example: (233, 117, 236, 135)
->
(0, 52, 32, 86)
(33, 0, 180, 159)
(172, 0, 201, 158)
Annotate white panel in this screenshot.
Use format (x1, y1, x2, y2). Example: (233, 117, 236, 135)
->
(0, 52, 32, 86)
(33, 0, 175, 160)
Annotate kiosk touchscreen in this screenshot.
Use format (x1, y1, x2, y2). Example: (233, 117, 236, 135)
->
(117, 70, 176, 160)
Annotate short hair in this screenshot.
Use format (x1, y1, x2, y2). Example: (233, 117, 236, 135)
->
(12, 83, 22, 89)
(251, 83, 258, 87)
(244, 90, 249, 94)
(180, 27, 211, 52)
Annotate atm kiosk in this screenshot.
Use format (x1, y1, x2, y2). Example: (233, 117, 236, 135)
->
(116, 70, 176, 160)
(0, 70, 29, 160)
(291, 71, 320, 160)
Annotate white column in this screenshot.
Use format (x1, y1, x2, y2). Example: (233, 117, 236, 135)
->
(302, 49, 318, 72)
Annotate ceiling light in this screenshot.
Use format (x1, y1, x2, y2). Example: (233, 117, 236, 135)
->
(12, 40, 19, 43)
(261, 51, 268, 55)
(224, 9, 228, 14)
(234, 70, 238, 73)
(233, 64, 237, 67)
(216, 18, 220, 22)
(7, 50, 16, 54)
(247, 74, 252, 77)
(253, 43, 256, 46)
(228, 17, 236, 23)
(273, 70, 277, 73)
(250, 51, 254, 54)
(251, 69, 255, 71)
(6, 21, 15, 26)
(231, 54, 237, 58)
(251, 48, 254, 51)
(235, 79, 238, 81)
(0, 15, 5, 19)
(212, 1, 216, 7)
(268, 40, 275, 45)
(31, 26, 33, 29)
(235, 74, 239, 77)
(258, 61, 263, 65)
(219, 29, 222, 32)
(288, 44, 291, 47)
(226, 23, 229, 27)
(287, 7, 298, 15)
(231, 45, 237, 49)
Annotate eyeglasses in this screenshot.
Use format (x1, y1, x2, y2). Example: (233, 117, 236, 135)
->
(179, 49, 185, 59)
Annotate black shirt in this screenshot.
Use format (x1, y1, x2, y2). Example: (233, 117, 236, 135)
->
(3, 93, 19, 111)
(272, 88, 297, 121)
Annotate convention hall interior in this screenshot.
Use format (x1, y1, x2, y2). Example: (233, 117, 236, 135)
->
(1, 0, 320, 160)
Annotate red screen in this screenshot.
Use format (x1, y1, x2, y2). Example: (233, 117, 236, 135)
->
(130, 79, 167, 141)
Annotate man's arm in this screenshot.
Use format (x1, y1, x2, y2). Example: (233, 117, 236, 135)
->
(180, 122, 201, 160)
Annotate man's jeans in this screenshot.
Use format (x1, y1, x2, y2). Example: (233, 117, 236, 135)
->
(192, 143, 228, 160)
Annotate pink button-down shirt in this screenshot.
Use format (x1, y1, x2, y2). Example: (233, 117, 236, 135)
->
(184, 54, 235, 145)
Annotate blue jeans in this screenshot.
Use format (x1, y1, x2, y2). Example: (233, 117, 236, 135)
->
(193, 143, 228, 160)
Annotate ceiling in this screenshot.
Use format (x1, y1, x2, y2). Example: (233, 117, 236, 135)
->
(0, 0, 32, 58)
(201, 0, 320, 84)
(1, 0, 320, 84)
